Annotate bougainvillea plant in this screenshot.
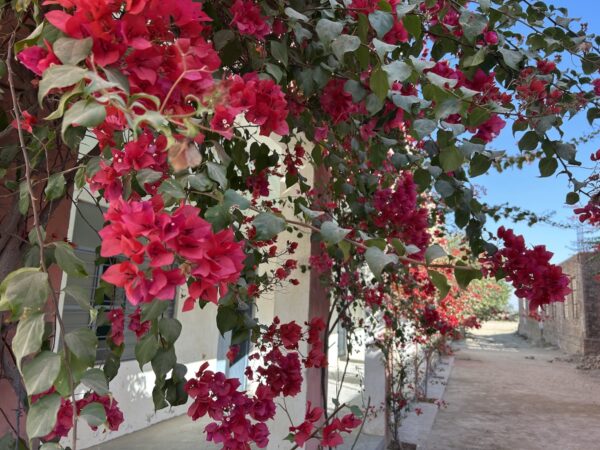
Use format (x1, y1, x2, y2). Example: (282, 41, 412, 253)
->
(0, 0, 598, 448)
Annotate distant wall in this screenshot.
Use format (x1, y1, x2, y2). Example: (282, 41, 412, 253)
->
(518, 253, 600, 355)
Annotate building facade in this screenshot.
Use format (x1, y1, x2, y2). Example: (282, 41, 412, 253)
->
(518, 252, 600, 354)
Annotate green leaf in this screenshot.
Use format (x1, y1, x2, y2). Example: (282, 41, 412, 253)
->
(46, 83, 85, 121)
(75, 166, 86, 189)
(270, 41, 288, 67)
(19, 181, 29, 215)
(344, 80, 368, 103)
(81, 368, 109, 395)
(27, 393, 61, 438)
(435, 98, 461, 120)
(158, 179, 186, 200)
(403, 14, 422, 39)
(426, 72, 458, 89)
(469, 153, 492, 177)
(64, 285, 93, 312)
(396, 4, 417, 18)
(64, 328, 98, 365)
(383, 61, 413, 82)
(44, 173, 66, 201)
(206, 162, 228, 189)
(4, 269, 50, 311)
(539, 157, 558, 177)
(205, 204, 231, 231)
(454, 266, 482, 289)
(316, 19, 344, 45)
(428, 270, 450, 299)
(439, 147, 464, 172)
(151, 347, 176, 379)
(369, 67, 389, 101)
(53, 37, 93, 65)
(253, 212, 286, 241)
(413, 119, 436, 138)
(284, 7, 309, 21)
(159, 318, 182, 344)
(367, 92, 386, 114)
(12, 312, 45, 367)
(61, 100, 106, 139)
(499, 48, 523, 70)
(435, 179, 455, 197)
(365, 247, 398, 278)
(54, 242, 87, 277)
(459, 11, 487, 42)
(265, 63, 283, 82)
(587, 107, 600, 125)
(40, 444, 63, 450)
(104, 67, 130, 95)
(80, 402, 107, 428)
(518, 131, 538, 151)
(22, 351, 62, 395)
(372, 38, 397, 59)
(320, 221, 351, 245)
(135, 334, 159, 369)
(141, 299, 169, 322)
(425, 244, 446, 264)
(331, 35, 361, 61)
(464, 47, 487, 67)
(38, 65, 87, 103)
(369, 11, 394, 38)
(555, 142, 576, 162)
(465, 107, 490, 127)
(566, 192, 580, 205)
(136, 168, 163, 186)
(217, 307, 239, 335)
(223, 190, 250, 210)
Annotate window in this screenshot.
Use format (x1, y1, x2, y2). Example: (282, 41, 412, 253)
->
(62, 201, 174, 362)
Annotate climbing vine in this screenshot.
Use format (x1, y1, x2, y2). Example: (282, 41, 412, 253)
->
(0, 0, 597, 448)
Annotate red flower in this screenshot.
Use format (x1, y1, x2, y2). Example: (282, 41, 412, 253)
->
(128, 307, 151, 338)
(483, 31, 499, 45)
(17, 40, 60, 75)
(77, 393, 124, 432)
(279, 322, 302, 350)
(230, 0, 271, 39)
(11, 111, 37, 134)
(321, 420, 344, 447)
(227, 345, 240, 363)
(483, 227, 571, 312)
(320, 79, 359, 124)
(106, 309, 125, 346)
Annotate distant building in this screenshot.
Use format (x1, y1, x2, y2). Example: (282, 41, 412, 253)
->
(518, 252, 600, 354)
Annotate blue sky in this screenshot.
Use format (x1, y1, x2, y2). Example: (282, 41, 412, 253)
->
(476, 0, 599, 265)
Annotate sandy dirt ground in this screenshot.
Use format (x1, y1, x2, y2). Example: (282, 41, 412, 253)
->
(423, 321, 600, 450)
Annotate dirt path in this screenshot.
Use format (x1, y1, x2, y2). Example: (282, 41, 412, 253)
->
(423, 321, 600, 450)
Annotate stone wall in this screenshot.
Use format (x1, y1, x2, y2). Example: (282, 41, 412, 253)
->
(518, 253, 600, 355)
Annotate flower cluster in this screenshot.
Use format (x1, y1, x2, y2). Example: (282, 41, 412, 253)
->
(230, 0, 271, 39)
(32, 389, 124, 442)
(215, 74, 289, 138)
(305, 318, 328, 369)
(106, 309, 125, 346)
(483, 227, 570, 312)
(289, 401, 361, 448)
(88, 132, 169, 201)
(373, 172, 430, 254)
(38, 0, 220, 112)
(185, 362, 270, 449)
(128, 307, 152, 338)
(574, 200, 600, 226)
(185, 317, 330, 449)
(99, 196, 245, 308)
